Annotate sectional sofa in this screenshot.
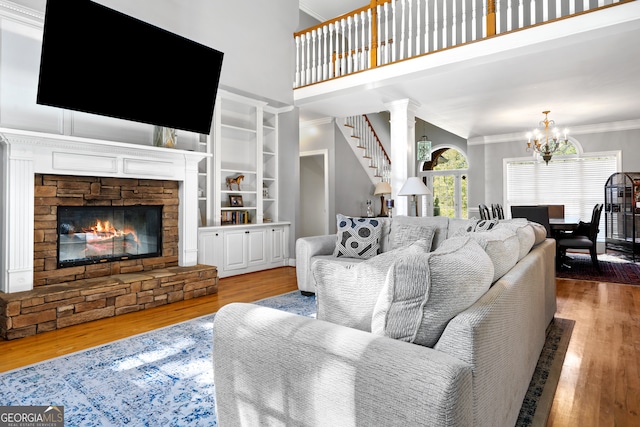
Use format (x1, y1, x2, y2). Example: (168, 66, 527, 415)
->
(213, 215, 557, 426)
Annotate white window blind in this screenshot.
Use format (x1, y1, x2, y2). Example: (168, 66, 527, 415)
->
(505, 154, 618, 236)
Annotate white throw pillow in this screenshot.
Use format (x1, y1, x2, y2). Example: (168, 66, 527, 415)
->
(314, 239, 432, 331)
(333, 214, 383, 259)
(392, 215, 450, 249)
(371, 236, 493, 347)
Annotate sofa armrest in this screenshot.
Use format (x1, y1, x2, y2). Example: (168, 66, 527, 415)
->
(213, 303, 473, 427)
(295, 235, 336, 293)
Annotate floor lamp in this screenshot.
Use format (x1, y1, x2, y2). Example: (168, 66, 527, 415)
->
(399, 177, 431, 216)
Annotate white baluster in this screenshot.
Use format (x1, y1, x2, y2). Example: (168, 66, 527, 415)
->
(367, 9, 372, 69)
(295, 35, 300, 88)
(347, 16, 353, 75)
(409, 0, 414, 58)
(461, 0, 467, 44)
(415, 0, 421, 55)
(384, 3, 390, 64)
(301, 33, 307, 86)
(583, 0, 590, 11)
(425, 0, 430, 53)
(401, 0, 407, 60)
(311, 29, 317, 83)
(322, 26, 328, 81)
(507, 0, 513, 31)
(329, 23, 335, 79)
(472, 0, 478, 41)
(359, 11, 366, 71)
(570, 1, 576, 15)
(434, 0, 439, 50)
(378, 4, 384, 65)
(340, 19, 346, 76)
(442, 0, 447, 48)
(496, 0, 501, 34)
(391, 0, 397, 62)
(518, 0, 524, 29)
(452, 0, 457, 46)
(543, 0, 549, 22)
(482, 0, 487, 38)
(533, 0, 539, 24)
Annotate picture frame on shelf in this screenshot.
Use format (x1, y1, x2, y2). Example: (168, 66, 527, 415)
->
(229, 194, 243, 207)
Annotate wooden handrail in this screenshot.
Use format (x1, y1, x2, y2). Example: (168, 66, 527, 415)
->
(364, 114, 390, 164)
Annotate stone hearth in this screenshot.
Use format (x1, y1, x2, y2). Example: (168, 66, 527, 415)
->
(0, 265, 218, 340)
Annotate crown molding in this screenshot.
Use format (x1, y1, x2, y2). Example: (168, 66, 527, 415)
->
(0, 0, 44, 27)
(468, 118, 640, 145)
(300, 117, 334, 128)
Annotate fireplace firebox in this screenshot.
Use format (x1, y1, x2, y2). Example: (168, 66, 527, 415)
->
(57, 205, 163, 268)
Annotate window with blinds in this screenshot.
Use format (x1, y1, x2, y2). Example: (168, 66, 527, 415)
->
(505, 152, 619, 236)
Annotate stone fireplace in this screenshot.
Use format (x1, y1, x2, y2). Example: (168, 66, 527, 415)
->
(0, 129, 217, 339)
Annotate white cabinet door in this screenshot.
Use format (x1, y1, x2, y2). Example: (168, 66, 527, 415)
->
(198, 229, 223, 268)
(223, 229, 248, 271)
(269, 226, 285, 263)
(247, 229, 268, 266)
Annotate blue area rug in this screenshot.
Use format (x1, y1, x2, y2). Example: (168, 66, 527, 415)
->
(0, 291, 571, 426)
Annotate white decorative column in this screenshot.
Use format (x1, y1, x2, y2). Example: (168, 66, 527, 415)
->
(1, 138, 35, 293)
(179, 155, 201, 266)
(385, 99, 420, 216)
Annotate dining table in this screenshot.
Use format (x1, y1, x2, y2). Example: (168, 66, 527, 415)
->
(549, 217, 581, 232)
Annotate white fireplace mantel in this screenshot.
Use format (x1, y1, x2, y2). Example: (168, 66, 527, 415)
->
(0, 128, 210, 293)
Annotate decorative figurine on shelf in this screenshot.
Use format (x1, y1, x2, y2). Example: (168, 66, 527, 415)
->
(366, 199, 374, 218)
(226, 175, 244, 191)
(263, 182, 269, 198)
(153, 126, 177, 148)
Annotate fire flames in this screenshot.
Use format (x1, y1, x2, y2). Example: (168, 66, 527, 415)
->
(82, 220, 139, 245)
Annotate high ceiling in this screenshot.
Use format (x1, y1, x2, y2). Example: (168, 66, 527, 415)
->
(296, 1, 640, 141)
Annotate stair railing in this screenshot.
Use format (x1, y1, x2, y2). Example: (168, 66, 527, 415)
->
(344, 115, 391, 181)
(294, 0, 629, 88)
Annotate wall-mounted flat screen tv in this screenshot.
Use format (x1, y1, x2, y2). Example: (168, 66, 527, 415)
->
(37, 0, 224, 135)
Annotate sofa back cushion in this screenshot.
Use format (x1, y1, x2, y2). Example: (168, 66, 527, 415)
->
(391, 216, 450, 250)
(314, 239, 433, 331)
(389, 223, 436, 251)
(494, 219, 536, 260)
(453, 226, 520, 282)
(371, 237, 494, 347)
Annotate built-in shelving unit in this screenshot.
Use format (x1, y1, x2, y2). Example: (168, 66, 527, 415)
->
(197, 89, 289, 277)
(604, 172, 640, 261)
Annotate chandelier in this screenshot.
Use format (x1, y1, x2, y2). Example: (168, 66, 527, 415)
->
(526, 110, 569, 165)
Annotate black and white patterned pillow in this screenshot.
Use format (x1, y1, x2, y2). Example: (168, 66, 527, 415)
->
(456, 218, 499, 234)
(333, 214, 382, 259)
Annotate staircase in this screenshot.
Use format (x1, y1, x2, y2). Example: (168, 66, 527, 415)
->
(339, 115, 391, 185)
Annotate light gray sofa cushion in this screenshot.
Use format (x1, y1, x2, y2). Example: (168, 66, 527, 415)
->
(392, 215, 450, 249)
(314, 239, 432, 331)
(455, 227, 520, 282)
(495, 219, 536, 260)
(371, 236, 494, 347)
(389, 223, 436, 251)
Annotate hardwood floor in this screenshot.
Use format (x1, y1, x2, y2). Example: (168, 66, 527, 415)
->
(1, 267, 638, 426)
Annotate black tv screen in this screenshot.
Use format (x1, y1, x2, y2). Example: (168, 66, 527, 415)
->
(37, 0, 224, 135)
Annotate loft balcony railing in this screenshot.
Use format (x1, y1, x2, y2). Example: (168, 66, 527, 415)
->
(294, 0, 629, 88)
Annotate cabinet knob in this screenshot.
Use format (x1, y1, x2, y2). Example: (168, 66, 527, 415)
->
(245, 231, 250, 234)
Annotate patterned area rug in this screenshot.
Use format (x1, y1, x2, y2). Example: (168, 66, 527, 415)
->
(0, 292, 572, 426)
(556, 253, 640, 285)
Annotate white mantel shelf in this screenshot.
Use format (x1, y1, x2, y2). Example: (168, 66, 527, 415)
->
(0, 128, 211, 293)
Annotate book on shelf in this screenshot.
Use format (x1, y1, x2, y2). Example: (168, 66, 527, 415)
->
(221, 210, 251, 225)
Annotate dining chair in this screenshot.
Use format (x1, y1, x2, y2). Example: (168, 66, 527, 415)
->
(546, 205, 565, 219)
(492, 204, 505, 220)
(511, 205, 551, 237)
(557, 204, 604, 272)
(479, 204, 491, 220)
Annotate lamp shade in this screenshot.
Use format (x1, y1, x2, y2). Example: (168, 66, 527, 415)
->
(374, 181, 391, 196)
(398, 177, 431, 196)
